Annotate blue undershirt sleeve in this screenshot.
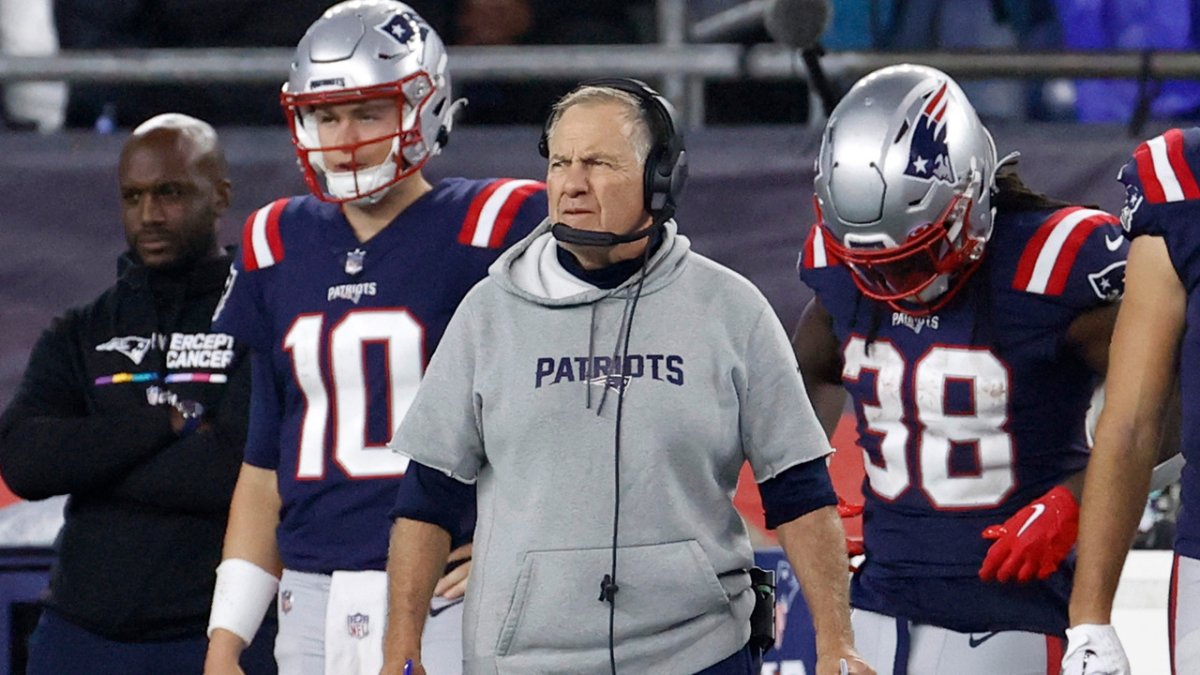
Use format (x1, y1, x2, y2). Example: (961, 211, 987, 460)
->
(390, 461, 477, 548)
(759, 457, 838, 530)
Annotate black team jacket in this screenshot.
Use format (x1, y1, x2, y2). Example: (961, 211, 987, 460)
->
(0, 251, 248, 641)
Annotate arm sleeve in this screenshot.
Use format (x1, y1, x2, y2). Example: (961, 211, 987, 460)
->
(758, 457, 838, 529)
(0, 316, 176, 500)
(388, 293, 486, 482)
(738, 304, 833, 481)
(389, 461, 477, 548)
(105, 347, 251, 514)
(1055, 212, 1129, 309)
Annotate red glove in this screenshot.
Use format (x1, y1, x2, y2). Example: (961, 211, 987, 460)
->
(979, 485, 1079, 583)
(837, 496, 866, 568)
(837, 495, 864, 519)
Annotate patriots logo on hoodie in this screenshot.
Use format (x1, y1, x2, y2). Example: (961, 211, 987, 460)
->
(904, 82, 956, 185)
(96, 335, 153, 365)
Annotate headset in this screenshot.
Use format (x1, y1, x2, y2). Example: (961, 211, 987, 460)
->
(539, 77, 688, 229)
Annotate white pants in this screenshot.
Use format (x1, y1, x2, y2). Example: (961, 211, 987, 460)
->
(852, 608, 1063, 675)
(274, 569, 463, 675)
(1171, 554, 1200, 675)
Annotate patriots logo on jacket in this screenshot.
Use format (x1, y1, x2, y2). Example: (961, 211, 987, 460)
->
(96, 335, 153, 365)
(588, 373, 632, 394)
(904, 82, 956, 185)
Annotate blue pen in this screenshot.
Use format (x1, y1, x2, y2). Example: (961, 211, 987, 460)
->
(404, 659, 413, 675)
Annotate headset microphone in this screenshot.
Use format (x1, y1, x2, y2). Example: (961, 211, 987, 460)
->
(550, 222, 661, 247)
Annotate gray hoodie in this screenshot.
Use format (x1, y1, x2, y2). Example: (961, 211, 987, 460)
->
(390, 220, 831, 674)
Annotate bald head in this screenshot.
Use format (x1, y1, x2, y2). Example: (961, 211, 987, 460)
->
(122, 113, 227, 182)
(118, 113, 231, 271)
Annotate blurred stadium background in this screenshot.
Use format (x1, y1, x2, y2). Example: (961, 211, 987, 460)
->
(0, 0, 1192, 672)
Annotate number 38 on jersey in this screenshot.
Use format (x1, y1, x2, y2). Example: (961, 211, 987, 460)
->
(842, 335, 1015, 510)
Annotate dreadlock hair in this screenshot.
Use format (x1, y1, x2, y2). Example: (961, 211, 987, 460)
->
(991, 163, 1079, 213)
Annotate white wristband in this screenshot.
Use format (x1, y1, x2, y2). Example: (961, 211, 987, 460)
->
(207, 559, 279, 645)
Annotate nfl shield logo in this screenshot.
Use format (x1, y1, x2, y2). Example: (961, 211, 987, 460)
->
(347, 612, 370, 639)
(345, 249, 366, 276)
(280, 590, 293, 614)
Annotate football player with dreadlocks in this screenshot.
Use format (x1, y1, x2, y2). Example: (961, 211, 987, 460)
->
(792, 64, 1126, 674)
(202, 2, 545, 674)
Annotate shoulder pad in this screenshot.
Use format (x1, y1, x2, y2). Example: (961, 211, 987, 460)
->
(1119, 128, 1200, 238)
(240, 198, 291, 271)
(1126, 128, 1200, 205)
(457, 179, 545, 249)
(1013, 207, 1119, 296)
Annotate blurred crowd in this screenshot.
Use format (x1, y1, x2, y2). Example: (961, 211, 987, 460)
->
(3, 0, 1200, 131)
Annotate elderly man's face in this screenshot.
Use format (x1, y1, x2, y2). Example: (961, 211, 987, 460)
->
(546, 101, 650, 239)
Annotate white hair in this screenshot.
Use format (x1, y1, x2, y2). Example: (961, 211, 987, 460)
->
(545, 86, 652, 166)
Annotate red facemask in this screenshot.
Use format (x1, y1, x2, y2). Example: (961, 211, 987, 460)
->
(820, 185, 986, 315)
(281, 73, 435, 204)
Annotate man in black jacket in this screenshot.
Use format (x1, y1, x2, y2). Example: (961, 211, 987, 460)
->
(0, 113, 275, 674)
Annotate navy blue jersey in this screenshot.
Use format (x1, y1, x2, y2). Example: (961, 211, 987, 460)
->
(213, 177, 546, 573)
(1118, 127, 1200, 560)
(800, 204, 1126, 635)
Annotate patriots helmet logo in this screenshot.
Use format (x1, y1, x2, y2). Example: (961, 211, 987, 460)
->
(376, 11, 430, 47)
(96, 335, 153, 365)
(904, 82, 956, 185)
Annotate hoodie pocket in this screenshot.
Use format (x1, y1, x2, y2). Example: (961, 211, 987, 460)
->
(494, 540, 731, 657)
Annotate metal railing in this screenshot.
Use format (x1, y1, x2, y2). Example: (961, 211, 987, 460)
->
(5, 0, 1200, 126)
(2, 46, 1199, 125)
(5, 46, 1197, 83)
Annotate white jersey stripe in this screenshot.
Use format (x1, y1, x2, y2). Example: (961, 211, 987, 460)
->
(1025, 208, 1108, 293)
(471, 179, 540, 248)
(1148, 134, 1186, 203)
(250, 205, 276, 268)
(810, 226, 828, 268)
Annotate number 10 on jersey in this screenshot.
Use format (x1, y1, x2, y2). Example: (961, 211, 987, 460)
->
(285, 310, 424, 478)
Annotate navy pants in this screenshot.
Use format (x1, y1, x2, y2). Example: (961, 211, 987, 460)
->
(695, 643, 762, 675)
(26, 608, 277, 675)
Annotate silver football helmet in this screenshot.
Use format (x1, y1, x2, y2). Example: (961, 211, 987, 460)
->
(281, 0, 460, 204)
(814, 64, 998, 313)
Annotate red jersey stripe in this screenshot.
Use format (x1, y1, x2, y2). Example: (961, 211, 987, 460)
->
(487, 181, 544, 248)
(1165, 128, 1200, 200)
(458, 179, 510, 246)
(1012, 207, 1079, 290)
(1136, 141, 1168, 204)
(264, 198, 287, 263)
(1042, 214, 1111, 296)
